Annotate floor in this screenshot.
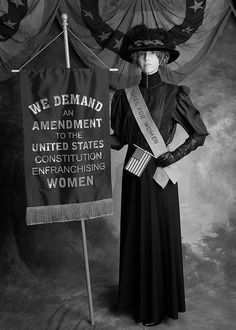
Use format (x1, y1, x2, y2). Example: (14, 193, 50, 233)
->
(0, 263, 235, 330)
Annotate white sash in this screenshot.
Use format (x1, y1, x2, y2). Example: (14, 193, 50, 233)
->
(125, 86, 180, 188)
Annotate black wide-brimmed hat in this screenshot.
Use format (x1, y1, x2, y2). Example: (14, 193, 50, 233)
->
(120, 24, 179, 64)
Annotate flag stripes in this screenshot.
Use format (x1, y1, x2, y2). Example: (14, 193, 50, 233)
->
(125, 147, 152, 177)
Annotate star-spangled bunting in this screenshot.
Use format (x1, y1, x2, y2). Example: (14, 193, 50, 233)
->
(4, 19, 17, 29)
(0, 0, 60, 81)
(0, 0, 28, 41)
(182, 26, 195, 34)
(10, 0, 24, 8)
(83, 10, 94, 20)
(0, 0, 232, 84)
(113, 38, 122, 50)
(0, 0, 8, 13)
(70, 0, 229, 88)
(98, 31, 111, 41)
(190, 0, 204, 13)
(78, 0, 209, 57)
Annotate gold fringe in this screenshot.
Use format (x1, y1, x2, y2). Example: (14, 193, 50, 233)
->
(26, 199, 113, 225)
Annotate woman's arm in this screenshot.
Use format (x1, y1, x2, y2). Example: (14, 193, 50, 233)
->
(155, 85, 208, 167)
(110, 133, 124, 150)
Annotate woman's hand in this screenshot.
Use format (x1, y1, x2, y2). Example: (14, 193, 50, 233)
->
(155, 134, 207, 167)
(155, 151, 175, 167)
(110, 134, 123, 150)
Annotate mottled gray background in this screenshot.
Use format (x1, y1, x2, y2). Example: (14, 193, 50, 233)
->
(0, 14, 235, 330)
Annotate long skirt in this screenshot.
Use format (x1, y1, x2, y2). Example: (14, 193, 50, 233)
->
(118, 149, 186, 324)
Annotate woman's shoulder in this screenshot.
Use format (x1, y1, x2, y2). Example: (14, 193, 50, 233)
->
(161, 81, 179, 96)
(111, 88, 127, 106)
(177, 85, 190, 96)
(162, 82, 191, 97)
(112, 88, 126, 99)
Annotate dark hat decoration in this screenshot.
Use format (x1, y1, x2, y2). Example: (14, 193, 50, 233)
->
(120, 24, 179, 64)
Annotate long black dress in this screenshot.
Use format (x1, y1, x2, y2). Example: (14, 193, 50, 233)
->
(111, 71, 208, 324)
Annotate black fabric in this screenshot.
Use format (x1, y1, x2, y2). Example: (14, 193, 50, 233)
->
(111, 72, 208, 151)
(155, 150, 176, 167)
(111, 71, 208, 324)
(155, 134, 206, 167)
(118, 160, 185, 323)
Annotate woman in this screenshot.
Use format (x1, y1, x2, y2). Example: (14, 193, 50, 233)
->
(111, 24, 208, 326)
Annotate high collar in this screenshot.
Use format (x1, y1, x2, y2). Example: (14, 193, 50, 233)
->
(139, 71, 162, 88)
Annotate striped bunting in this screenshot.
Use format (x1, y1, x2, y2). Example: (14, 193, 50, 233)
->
(125, 145, 153, 177)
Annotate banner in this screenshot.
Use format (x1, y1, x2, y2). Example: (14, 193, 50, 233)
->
(20, 68, 113, 225)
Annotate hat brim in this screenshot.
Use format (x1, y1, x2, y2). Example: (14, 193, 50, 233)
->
(121, 45, 180, 64)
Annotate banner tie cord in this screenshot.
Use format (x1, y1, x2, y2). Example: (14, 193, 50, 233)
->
(67, 28, 112, 70)
(12, 29, 118, 72)
(12, 31, 64, 72)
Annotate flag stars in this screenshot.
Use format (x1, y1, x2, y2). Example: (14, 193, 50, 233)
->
(10, 0, 24, 7)
(190, 0, 204, 13)
(182, 26, 195, 34)
(98, 31, 111, 41)
(83, 10, 94, 20)
(113, 38, 122, 50)
(4, 19, 17, 29)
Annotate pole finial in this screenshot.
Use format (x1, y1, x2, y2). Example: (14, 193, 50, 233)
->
(61, 13, 70, 68)
(61, 13, 68, 25)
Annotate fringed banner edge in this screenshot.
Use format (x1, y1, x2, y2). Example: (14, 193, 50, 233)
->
(26, 198, 113, 225)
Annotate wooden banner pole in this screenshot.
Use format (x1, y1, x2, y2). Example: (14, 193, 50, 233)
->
(61, 13, 95, 326)
(81, 220, 95, 325)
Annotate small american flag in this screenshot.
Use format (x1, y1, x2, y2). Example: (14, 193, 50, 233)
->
(125, 145, 153, 177)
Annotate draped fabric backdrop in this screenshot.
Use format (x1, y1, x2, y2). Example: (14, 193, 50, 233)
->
(0, 0, 232, 87)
